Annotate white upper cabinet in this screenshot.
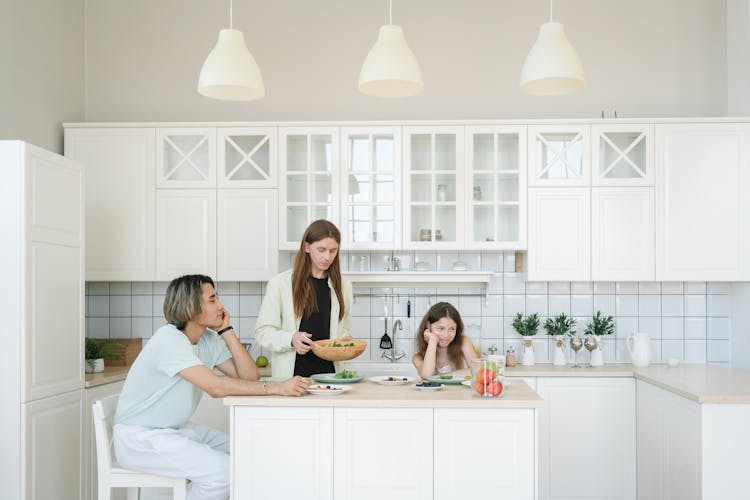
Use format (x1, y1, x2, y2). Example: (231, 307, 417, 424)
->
(592, 187, 654, 281)
(528, 188, 590, 281)
(656, 123, 750, 281)
(65, 128, 155, 281)
(155, 128, 216, 188)
(155, 189, 217, 280)
(340, 127, 401, 249)
(217, 189, 278, 281)
(279, 127, 340, 249)
(592, 124, 654, 186)
(528, 124, 590, 187)
(403, 126, 465, 248)
(465, 126, 527, 250)
(217, 127, 277, 188)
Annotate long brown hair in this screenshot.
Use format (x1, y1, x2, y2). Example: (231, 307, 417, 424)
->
(292, 220, 345, 321)
(415, 302, 467, 369)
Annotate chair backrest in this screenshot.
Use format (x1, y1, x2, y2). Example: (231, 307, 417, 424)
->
(92, 395, 119, 480)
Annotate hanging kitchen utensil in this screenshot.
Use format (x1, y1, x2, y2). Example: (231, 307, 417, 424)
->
(379, 296, 393, 349)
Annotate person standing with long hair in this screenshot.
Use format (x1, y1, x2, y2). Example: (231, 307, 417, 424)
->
(254, 220, 353, 378)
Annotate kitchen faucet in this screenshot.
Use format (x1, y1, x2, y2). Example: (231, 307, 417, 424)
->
(382, 319, 405, 362)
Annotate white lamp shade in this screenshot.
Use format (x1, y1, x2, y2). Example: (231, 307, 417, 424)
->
(520, 22, 584, 95)
(358, 24, 423, 98)
(198, 29, 265, 101)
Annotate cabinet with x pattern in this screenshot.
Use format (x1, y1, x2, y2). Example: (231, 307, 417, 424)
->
(527, 123, 655, 281)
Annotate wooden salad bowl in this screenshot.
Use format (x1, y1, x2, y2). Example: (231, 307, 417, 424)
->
(312, 339, 367, 361)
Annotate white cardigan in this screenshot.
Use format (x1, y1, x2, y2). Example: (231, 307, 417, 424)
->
(253, 269, 353, 378)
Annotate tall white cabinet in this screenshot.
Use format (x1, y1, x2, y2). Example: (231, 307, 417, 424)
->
(0, 141, 85, 500)
(656, 123, 750, 281)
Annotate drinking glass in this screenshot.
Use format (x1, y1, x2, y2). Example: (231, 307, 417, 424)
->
(584, 336, 598, 368)
(570, 337, 583, 367)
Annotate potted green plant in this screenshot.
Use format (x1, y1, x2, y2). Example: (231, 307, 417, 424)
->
(85, 338, 123, 373)
(584, 311, 615, 366)
(544, 313, 577, 366)
(512, 313, 540, 366)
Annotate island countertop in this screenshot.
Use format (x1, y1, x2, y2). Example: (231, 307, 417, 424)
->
(223, 378, 542, 409)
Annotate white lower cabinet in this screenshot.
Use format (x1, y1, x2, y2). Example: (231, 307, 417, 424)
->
(636, 380, 700, 500)
(334, 408, 433, 500)
(232, 407, 333, 500)
(434, 409, 535, 500)
(536, 377, 636, 500)
(22, 390, 84, 500)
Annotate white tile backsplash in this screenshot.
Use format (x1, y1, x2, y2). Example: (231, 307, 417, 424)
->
(84, 253, 731, 365)
(504, 294, 525, 316)
(616, 295, 638, 316)
(684, 295, 707, 316)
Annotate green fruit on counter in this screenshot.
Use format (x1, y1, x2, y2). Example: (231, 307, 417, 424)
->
(255, 355, 269, 367)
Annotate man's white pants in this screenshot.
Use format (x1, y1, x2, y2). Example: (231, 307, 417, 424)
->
(114, 423, 230, 500)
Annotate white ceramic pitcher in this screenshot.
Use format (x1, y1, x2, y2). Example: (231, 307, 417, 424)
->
(627, 332, 651, 367)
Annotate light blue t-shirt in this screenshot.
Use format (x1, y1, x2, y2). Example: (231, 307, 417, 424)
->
(115, 324, 232, 428)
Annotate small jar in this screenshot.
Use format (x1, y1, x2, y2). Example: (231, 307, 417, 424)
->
(505, 346, 517, 367)
(437, 184, 448, 202)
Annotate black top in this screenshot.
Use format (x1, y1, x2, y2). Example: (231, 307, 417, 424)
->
(294, 277, 335, 377)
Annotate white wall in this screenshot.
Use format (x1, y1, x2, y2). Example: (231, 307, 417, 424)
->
(83, 0, 729, 122)
(0, 0, 85, 153)
(730, 284, 750, 371)
(727, 0, 750, 115)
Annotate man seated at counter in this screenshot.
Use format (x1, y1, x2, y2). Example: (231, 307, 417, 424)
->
(113, 274, 309, 500)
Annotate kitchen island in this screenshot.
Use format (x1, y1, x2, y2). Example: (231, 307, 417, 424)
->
(224, 379, 542, 500)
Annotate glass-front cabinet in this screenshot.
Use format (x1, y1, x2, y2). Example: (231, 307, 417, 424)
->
(156, 128, 216, 188)
(591, 124, 653, 186)
(279, 127, 339, 249)
(340, 127, 401, 249)
(217, 127, 277, 188)
(403, 126, 465, 248)
(465, 126, 527, 249)
(528, 124, 590, 187)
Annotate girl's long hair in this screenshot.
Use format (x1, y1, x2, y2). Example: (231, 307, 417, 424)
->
(292, 220, 345, 321)
(414, 302, 467, 369)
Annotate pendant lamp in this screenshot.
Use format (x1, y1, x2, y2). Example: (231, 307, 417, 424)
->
(520, 0, 584, 95)
(358, 0, 423, 98)
(197, 0, 265, 101)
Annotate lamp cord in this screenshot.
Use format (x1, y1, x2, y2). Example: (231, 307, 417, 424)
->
(549, 0, 553, 22)
(389, 0, 393, 25)
(229, 0, 233, 28)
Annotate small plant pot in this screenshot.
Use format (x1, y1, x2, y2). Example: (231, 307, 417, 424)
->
(553, 338, 566, 366)
(85, 358, 105, 373)
(521, 339, 535, 366)
(590, 340, 605, 367)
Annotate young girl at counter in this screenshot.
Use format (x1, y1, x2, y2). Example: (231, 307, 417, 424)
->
(412, 302, 478, 379)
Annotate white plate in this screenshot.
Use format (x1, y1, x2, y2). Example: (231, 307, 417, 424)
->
(306, 384, 351, 395)
(368, 376, 417, 386)
(414, 383, 443, 392)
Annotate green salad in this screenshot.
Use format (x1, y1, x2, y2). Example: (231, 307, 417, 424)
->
(334, 370, 359, 379)
(329, 340, 356, 347)
(438, 375, 453, 380)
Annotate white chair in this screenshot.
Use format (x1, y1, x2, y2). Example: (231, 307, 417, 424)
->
(93, 396, 187, 500)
